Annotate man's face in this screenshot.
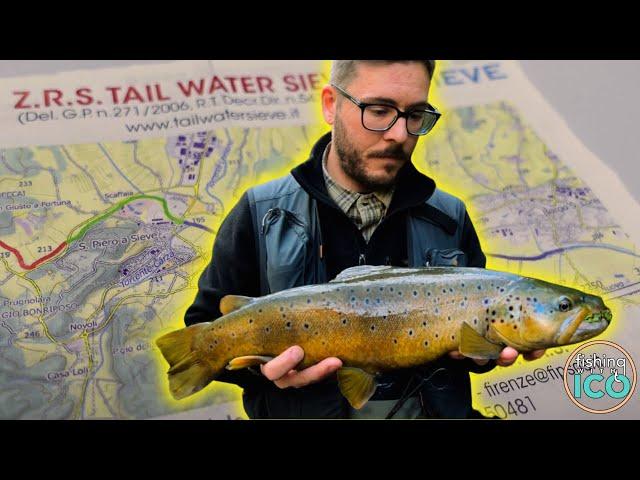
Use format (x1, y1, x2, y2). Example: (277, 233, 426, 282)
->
(326, 62, 431, 192)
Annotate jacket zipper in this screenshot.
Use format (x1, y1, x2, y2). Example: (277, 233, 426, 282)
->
(261, 208, 307, 235)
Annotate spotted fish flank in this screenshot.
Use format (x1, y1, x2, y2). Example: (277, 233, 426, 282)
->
(156, 265, 612, 409)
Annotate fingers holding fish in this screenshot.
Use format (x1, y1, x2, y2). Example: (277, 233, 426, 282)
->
(495, 347, 545, 366)
(450, 346, 546, 367)
(522, 349, 546, 361)
(496, 346, 519, 367)
(260, 346, 305, 381)
(271, 357, 343, 389)
(448, 350, 465, 360)
(448, 350, 490, 366)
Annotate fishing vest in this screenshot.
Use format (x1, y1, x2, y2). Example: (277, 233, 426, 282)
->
(246, 174, 469, 295)
(245, 173, 472, 419)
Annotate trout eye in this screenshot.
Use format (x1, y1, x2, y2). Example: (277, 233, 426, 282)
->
(558, 297, 572, 312)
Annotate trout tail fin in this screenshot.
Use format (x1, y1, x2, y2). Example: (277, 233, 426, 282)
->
(156, 323, 215, 400)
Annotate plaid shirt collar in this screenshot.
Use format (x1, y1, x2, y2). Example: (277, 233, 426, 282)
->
(321, 142, 395, 240)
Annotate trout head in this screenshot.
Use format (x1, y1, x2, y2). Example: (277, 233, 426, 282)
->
(485, 278, 611, 351)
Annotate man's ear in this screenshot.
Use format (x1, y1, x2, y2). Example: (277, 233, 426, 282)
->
(321, 85, 337, 125)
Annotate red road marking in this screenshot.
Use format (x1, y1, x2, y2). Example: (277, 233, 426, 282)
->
(0, 240, 67, 270)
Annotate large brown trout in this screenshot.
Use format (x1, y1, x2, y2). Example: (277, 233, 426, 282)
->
(156, 265, 611, 409)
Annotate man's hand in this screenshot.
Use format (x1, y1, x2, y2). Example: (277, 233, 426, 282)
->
(448, 347, 546, 367)
(260, 346, 343, 389)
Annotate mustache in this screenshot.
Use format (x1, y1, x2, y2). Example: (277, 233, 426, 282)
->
(367, 146, 410, 162)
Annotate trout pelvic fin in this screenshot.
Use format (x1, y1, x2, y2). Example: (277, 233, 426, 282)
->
(337, 367, 377, 409)
(220, 295, 254, 315)
(459, 322, 504, 360)
(226, 355, 274, 370)
(155, 324, 214, 400)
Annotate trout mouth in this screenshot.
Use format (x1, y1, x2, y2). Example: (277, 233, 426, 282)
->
(584, 309, 612, 325)
(556, 307, 612, 345)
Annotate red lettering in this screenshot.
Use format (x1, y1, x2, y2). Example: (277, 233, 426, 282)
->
(256, 76, 274, 93)
(43, 89, 64, 107)
(154, 84, 171, 101)
(300, 75, 309, 91)
(177, 79, 205, 97)
(283, 73, 326, 93)
(13, 91, 31, 109)
(75, 88, 93, 106)
(123, 86, 144, 104)
(241, 77, 255, 94)
(308, 73, 323, 90)
(283, 74, 300, 92)
(106, 86, 122, 104)
(201, 75, 276, 95)
(208, 76, 228, 94)
(225, 76, 239, 93)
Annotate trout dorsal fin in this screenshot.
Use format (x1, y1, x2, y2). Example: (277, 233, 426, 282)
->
(219, 295, 254, 315)
(330, 265, 394, 283)
(459, 322, 504, 360)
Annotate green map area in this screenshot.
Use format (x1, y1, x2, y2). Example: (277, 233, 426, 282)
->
(0, 102, 637, 419)
(425, 102, 640, 298)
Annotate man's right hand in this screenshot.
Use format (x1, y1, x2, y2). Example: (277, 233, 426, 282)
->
(259, 346, 343, 389)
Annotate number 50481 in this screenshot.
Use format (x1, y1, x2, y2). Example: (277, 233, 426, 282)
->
(484, 396, 536, 418)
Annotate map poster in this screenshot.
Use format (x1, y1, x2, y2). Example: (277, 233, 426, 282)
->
(0, 60, 638, 419)
(431, 61, 640, 419)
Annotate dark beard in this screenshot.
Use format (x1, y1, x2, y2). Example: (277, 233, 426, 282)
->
(333, 116, 409, 192)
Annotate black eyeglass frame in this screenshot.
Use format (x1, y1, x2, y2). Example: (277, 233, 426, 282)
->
(331, 83, 441, 136)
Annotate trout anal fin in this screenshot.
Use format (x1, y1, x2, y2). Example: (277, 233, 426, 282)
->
(337, 367, 377, 409)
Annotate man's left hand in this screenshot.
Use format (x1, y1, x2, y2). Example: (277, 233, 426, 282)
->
(448, 347, 546, 367)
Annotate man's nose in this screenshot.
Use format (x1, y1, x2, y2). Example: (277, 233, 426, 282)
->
(382, 116, 409, 143)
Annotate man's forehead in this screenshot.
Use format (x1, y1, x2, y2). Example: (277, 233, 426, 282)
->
(350, 60, 430, 77)
(349, 63, 431, 105)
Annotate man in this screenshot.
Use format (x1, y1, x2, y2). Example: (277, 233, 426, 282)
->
(184, 60, 545, 418)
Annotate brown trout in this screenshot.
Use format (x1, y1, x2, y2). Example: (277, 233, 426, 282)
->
(156, 265, 611, 409)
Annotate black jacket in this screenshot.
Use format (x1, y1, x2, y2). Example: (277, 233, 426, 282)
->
(184, 132, 495, 418)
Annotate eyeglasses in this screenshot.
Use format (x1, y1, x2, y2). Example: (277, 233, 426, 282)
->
(331, 83, 441, 136)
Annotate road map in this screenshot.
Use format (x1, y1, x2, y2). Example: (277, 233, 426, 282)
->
(1, 60, 638, 419)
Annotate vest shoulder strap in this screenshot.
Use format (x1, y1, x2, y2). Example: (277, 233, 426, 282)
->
(246, 174, 321, 295)
(408, 188, 468, 267)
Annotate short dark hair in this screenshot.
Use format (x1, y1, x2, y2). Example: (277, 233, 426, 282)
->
(330, 60, 436, 88)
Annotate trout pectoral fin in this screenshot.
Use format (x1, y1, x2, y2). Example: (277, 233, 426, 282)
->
(459, 322, 504, 360)
(220, 295, 254, 315)
(337, 367, 377, 410)
(226, 355, 274, 370)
